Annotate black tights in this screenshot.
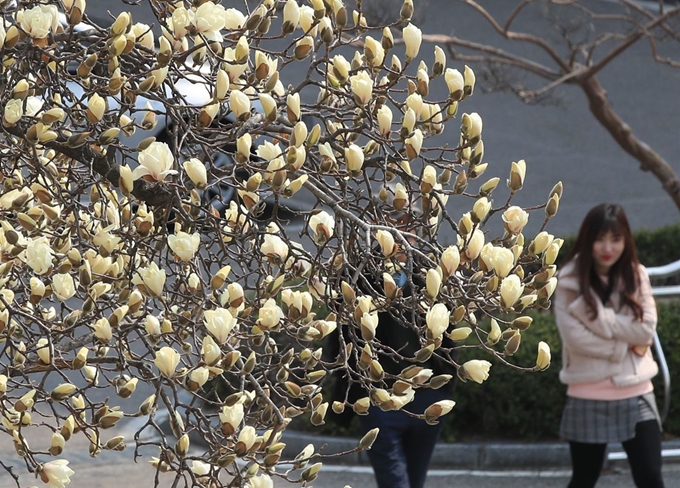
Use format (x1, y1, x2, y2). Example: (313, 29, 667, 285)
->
(568, 420, 664, 488)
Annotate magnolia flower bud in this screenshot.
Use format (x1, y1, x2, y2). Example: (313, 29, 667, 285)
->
(535, 341, 551, 370)
(460, 360, 491, 384)
(544, 242, 561, 266)
(294, 36, 314, 60)
(236, 134, 252, 164)
(282, 0, 300, 33)
(433, 46, 446, 77)
(154, 346, 181, 378)
(87, 93, 106, 124)
(183, 159, 207, 189)
(487, 318, 502, 345)
(111, 11, 131, 36)
(118, 377, 138, 398)
(508, 159, 526, 192)
(350, 70, 373, 105)
(36, 337, 51, 364)
(464, 65, 476, 97)
(462, 112, 483, 144)
(345, 144, 364, 173)
(425, 268, 442, 299)
(376, 230, 396, 258)
(188, 367, 210, 391)
(417, 68, 429, 96)
(51, 383, 77, 401)
(424, 399, 456, 424)
(403, 23, 422, 61)
(500, 275, 524, 309)
(546, 193, 560, 219)
(448, 327, 472, 341)
(426, 303, 449, 339)
(377, 105, 393, 136)
(405, 129, 423, 160)
(229, 90, 251, 121)
(472, 197, 491, 223)
(287, 93, 301, 123)
(364, 36, 385, 66)
(49, 432, 65, 456)
(400, 0, 414, 21)
(198, 102, 219, 128)
(258, 93, 278, 123)
(309, 211, 335, 244)
(502, 206, 529, 234)
(440, 246, 460, 278)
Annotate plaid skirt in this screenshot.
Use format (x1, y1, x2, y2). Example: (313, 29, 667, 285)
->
(559, 392, 661, 443)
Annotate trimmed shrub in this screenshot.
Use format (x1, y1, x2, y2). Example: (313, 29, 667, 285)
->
(314, 223, 680, 442)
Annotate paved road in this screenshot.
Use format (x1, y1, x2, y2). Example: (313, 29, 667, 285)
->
(2, 424, 680, 488)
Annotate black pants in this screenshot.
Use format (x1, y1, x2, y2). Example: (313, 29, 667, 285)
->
(568, 420, 664, 488)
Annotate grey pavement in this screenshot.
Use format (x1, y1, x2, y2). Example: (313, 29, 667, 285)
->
(2, 420, 680, 488)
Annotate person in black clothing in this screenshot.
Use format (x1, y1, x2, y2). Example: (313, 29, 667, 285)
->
(331, 253, 456, 488)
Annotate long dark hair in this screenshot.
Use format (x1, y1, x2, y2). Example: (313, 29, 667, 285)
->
(565, 203, 643, 320)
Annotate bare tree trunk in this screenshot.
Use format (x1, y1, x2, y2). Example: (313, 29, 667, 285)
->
(580, 75, 680, 210)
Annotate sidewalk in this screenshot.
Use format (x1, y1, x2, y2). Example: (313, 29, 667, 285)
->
(2, 421, 679, 488)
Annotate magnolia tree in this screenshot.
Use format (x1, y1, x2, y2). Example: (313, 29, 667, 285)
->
(0, 0, 561, 487)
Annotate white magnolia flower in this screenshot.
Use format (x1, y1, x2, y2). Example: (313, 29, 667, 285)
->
(132, 142, 178, 182)
(132, 23, 155, 50)
(261, 234, 288, 263)
(195, 2, 226, 34)
(500, 274, 524, 308)
(219, 403, 244, 428)
(154, 346, 181, 378)
(19, 5, 59, 39)
(308, 211, 335, 244)
(4, 98, 23, 125)
(25, 237, 54, 275)
(52, 274, 76, 302)
(132, 262, 166, 297)
(40, 460, 75, 488)
(167, 231, 200, 261)
(461, 359, 491, 384)
(204, 308, 238, 343)
(426, 303, 449, 339)
(502, 206, 529, 234)
(258, 298, 284, 330)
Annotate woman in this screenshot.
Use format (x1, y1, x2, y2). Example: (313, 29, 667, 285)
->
(555, 203, 664, 488)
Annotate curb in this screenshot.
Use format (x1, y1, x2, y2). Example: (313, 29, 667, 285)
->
(279, 430, 680, 469)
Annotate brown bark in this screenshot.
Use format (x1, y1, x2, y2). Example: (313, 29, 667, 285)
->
(580, 75, 680, 209)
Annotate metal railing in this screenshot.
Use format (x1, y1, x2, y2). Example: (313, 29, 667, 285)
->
(608, 260, 679, 463)
(647, 260, 680, 423)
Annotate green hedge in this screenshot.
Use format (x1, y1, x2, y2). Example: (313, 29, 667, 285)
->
(448, 223, 680, 441)
(447, 299, 680, 442)
(314, 223, 680, 441)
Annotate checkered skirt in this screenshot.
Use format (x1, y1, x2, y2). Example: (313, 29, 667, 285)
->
(559, 392, 661, 443)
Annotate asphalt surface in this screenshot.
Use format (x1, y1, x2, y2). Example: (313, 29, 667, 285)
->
(2, 421, 680, 488)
